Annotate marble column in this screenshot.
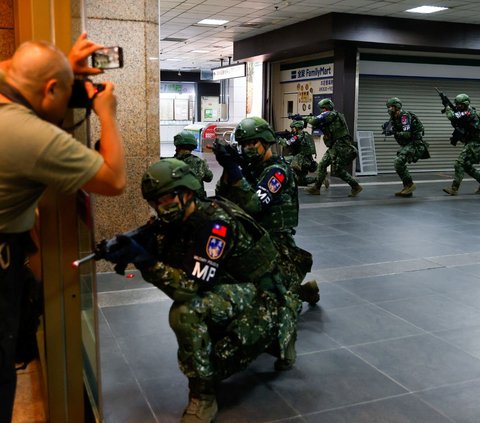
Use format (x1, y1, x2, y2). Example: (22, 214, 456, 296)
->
(81, 0, 160, 271)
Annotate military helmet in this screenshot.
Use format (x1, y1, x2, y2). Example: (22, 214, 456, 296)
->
(386, 97, 402, 109)
(290, 120, 304, 129)
(141, 158, 201, 201)
(173, 130, 197, 148)
(318, 98, 334, 110)
(234, 117, 276, 144)
(454, 93, 470, 106)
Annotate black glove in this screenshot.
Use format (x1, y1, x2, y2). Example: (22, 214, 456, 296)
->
(212, 141, 243, 183)
(102, 235, 156, 275)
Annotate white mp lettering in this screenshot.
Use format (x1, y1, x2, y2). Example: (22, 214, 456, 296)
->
(256, 188, 271, 204)
(192, 261, 217, 281)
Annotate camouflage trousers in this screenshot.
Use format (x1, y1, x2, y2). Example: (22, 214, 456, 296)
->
(394, 142, 429, 185)
(452, 142, 480, 187)
(169, 283, 298, 383)
(289, 154, 317, 185)
(316, 141, 358, 187)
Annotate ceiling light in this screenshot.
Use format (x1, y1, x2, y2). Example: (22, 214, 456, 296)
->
(197, 19, 229, 26)
(406, 6, 448, 14)
(192, 50, 210, 53)
(165, 58, 182, 61)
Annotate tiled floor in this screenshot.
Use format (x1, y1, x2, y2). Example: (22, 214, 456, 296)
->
(98, 163, 480, 422)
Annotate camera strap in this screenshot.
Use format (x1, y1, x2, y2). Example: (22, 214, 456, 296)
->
(0, 80, 36, 113)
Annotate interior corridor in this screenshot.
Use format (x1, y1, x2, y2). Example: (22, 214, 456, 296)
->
(97, 157, 480, 422)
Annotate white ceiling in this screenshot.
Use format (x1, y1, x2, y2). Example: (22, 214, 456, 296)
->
(159, 0, 480, 72)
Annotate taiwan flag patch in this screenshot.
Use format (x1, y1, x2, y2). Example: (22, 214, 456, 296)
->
(212, 223, 227, 238)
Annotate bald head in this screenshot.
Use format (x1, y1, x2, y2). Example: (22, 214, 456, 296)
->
(7, 40, 73, 95)
(5, 41, 74, 124)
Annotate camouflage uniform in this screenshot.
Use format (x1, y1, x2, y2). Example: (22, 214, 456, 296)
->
(136, 158, 299, 421)
(174, 130, 213, 198)
(284, 121, 317, 186)
(306, 99, 362, 197)
(174, 152, 213, 198)
(386, 98, 429, 194)
(443, 94, 480, 195)
(215, 117, 318, 306)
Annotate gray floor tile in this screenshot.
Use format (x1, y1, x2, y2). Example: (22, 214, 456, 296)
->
(309, 282, 368, 310)
(416, 379, 480, 423)
(351, 334, 480, 391)
(336, 272, 437, 303)
(102, 382, 157, 423)
(433, 324, 480, 359)
(102, 300, 171, 338)
(319, 303, 424, 346)
(260, 349, 406, 414)
(376, 293, 480, 332)
(304, 394, 452, 423)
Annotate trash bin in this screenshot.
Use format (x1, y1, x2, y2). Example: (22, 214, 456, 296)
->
(201, 124, 217, 152)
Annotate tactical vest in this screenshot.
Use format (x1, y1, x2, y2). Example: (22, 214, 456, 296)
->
(250, 158, 299, 231)
(324, 111, 350, 141)
(199, 198, 279, 283)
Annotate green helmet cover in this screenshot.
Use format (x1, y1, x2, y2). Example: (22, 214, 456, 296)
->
(318, 98, 334, 110)
(174, 130, 197, 148)
(290, 120, 304, 129)
(454, 93, 470, 106)
(234, 117, 276, 144)
(141, 158, 201, 201)
(386, 97, 402, 109)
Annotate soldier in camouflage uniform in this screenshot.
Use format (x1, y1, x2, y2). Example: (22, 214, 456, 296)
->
(384, 97, 430, 197)
(213, 116, 320, 307)
(174, 130, 213, 198)
(119, 158, 299, 423)
(284, 120, 318, 186)
(442, 94, 480, 195)
(305, 99, 363, 197)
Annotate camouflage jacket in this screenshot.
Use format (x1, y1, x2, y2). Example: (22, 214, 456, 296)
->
(140, 198, 280, 302)
(309, 110, 351, 147)
(390, 110, 424, 146)
(446, 105, 480, 143)
(288, 131, 316, 157)
(174, 152, 214, 197)
(216, 155, 299, 233)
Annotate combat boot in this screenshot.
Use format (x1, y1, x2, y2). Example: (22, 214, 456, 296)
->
(323, 174, 330, 190)
(443, 186, 458, 196)
(181, 394, 218, 423)
(298, 280, 320, 306)
(305, 184, 321, 195)
(400, 182, 416, 195)
(274, 336, 296, 371)
(348, 184, 363, 197)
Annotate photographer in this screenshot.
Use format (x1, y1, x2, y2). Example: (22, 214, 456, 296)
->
(0, 32, 125, 422)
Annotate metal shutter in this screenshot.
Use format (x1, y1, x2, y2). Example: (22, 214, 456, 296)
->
(357, 76, 480, 173)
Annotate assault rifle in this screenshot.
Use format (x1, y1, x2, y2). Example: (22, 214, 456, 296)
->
(435, 87, 455, 114)
(381, 119, 395, 136)
(72, 218, 161, 275)
(434, 87, 465, 146)
(288, 113, 313, 128)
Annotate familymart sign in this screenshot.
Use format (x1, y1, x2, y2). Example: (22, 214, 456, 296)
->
(280, 60, 334, 83)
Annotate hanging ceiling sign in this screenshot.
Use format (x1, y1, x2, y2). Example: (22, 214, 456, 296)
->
(212, 63, 246, 80)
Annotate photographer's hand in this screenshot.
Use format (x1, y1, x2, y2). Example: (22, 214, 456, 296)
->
(69, 32, 104, 76)
(81, 80, 126, 196)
